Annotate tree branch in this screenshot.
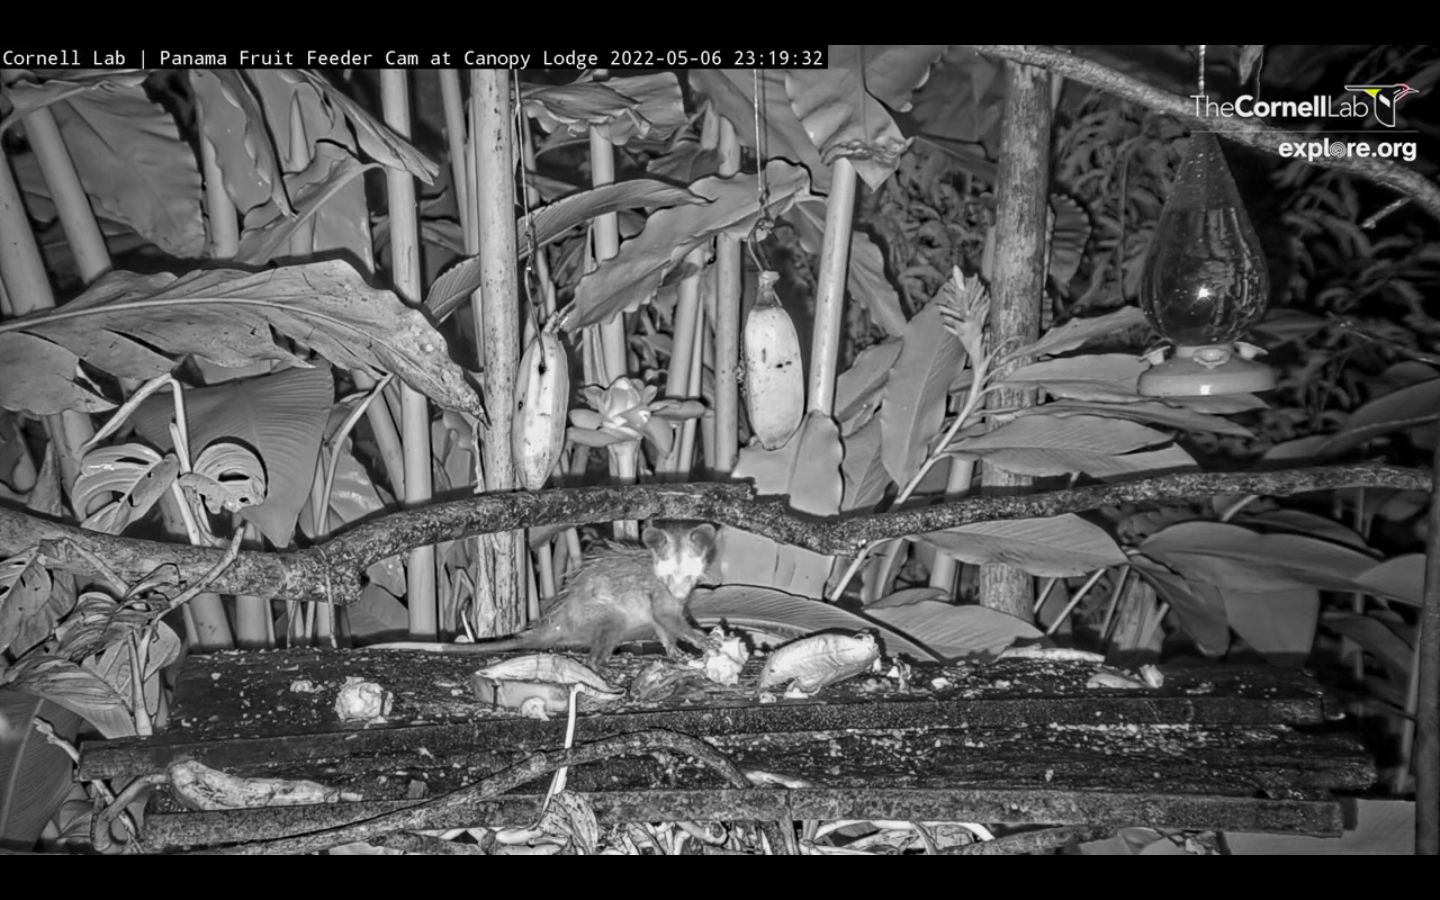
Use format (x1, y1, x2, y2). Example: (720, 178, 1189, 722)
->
(967, 45, 1440, 225)
(1, 464, 1425, 606)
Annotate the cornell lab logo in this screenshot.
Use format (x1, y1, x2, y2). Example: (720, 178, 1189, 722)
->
(1343, 84, 1419, 128)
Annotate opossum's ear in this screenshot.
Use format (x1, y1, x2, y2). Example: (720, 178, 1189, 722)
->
(689, 523, 716, 546)
(642, 526, 670, 552)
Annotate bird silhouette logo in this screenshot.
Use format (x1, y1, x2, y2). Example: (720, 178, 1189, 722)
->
(1344, 84, 1419, 128)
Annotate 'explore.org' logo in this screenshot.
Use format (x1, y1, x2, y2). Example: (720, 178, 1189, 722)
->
(1343, 84, 1418, 128)
(1192, 84, 1418, 129)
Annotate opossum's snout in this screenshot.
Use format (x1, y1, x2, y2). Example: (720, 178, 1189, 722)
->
(663, 574, 700, 598)
(655, 553, 709, 600)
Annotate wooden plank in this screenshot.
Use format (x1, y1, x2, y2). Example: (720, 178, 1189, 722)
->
(124, 722, 1369, 810)
(74, 649, 1372, 845)
(80, 650, 1339, 779)
(139, 788, 1351, 851)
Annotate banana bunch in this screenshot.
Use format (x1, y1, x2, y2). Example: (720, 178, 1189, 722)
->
(512, 326, 569, 491)
(743, 271, 805, 450)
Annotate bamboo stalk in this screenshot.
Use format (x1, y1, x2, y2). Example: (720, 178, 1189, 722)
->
(587, 128, 627, 386)
(470, 70, 526, 637)
(661, 247, 705, 476)
(380, 70, 439, 640)
(807, 159, 858, 417)
(0, 100, 94, 494)
(680, 286, 706, 474)
(439, 70, 471, 237)
(586, 124, 637, 540)
(713, 117, 743, 475)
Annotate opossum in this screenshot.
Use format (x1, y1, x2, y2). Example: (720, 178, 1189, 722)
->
(371, 522, 717, 668)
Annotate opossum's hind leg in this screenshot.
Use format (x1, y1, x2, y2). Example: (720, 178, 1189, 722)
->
(585, 618, 628, 669)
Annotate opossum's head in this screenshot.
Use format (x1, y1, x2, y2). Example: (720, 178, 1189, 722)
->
(643, 522, 718, 599)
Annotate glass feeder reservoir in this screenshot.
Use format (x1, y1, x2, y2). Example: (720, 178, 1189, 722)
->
(1137, 131, 1275, 397)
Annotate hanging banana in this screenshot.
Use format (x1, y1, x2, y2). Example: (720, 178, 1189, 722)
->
(512, 325, 569, 491)
(743, 271, 805, 450)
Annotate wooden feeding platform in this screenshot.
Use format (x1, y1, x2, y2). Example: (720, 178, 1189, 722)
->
(78, 647, 1376, 852)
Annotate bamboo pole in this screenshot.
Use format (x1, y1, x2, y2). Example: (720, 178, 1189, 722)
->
(470, 70, 526, 638)
(380, 70, 438, 639)
(807, 159, 857, 417)
(712, 113, 742, 475)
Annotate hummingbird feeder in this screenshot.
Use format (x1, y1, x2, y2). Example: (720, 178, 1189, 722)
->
(1137, 131, 1274, 397)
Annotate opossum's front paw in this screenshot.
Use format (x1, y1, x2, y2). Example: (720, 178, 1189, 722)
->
(681, 630, 717, 654)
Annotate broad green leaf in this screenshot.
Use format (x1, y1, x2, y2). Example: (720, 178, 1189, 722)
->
(1222, 588, 1319, 662)
(903, 46, 1006, 156)
(787, 45, 929, 189)
(0, 261, 481, 418)
(1141, 522, 1378, 595)
(723, 413, 842, 595)
(1320, 374, 1440, 457)
(0, 334, 116, 414)
(923, 515, 1126, 577)
(284, 70, 438, 183)
(0, 690, 82, 851)
(789, 412, 844, 516)
(646, 140, 722, 182)
(1263, 436, 1328, 461)
(689, 70, 830, 192)
(792, 201, 907, 336)
(190, 70, 287, 218)
(425, 179, 708, 322)
(867, 601, 1042, 660)
(345, 583, 410, 641)
(732, 411, 842, 516)
(0, 550, 65, 659)
(2, 73, 205, 258)
(844, 232, 908, 336)
(130, 365, 331, 546)
(1370, 491, 1428, 523)
(565, 161, 809, 331)
(1233, 509, 1370, 550)
(958, 445, 1196, 479)
(1253, 307, 1328, 344)
(301, 438, 395, 539)
(181, 441, 266, 515)
(881, 302, 965, 487)
(840, 418, 890, 512)
(1326, 611, 1413, 683)
(866, 587, 951, 610)
(1007, 307, 1147, 362)
(835, 339, 903, 428)
(1354, 554, 1424, 607)
(688, 585, 937, 661)
(953, 415, 1171, 455)
(1129, 555, 1230, 657)
(949, 415, 1194, 479)
(88, 620, 181, 718)
(1001, 354, 1148, 402)
(54, 592, 137, 663)
(237, 148, 378, 266)
(1167, 392, 1267, 414)
(1047, 193, 1091, 287)
(524, 73, 686, 145)
(5, 657, 136, 739)
(1023, 398, 1253, 437)
(71, 445, 180, 535)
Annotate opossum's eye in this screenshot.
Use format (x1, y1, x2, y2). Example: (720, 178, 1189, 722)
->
(642, 527, 670, 553)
